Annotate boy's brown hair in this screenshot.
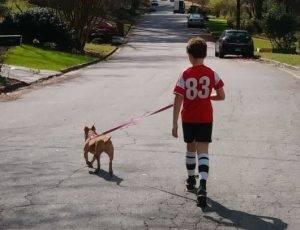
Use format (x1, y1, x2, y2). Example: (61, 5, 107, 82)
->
(186, 37, 207, 59)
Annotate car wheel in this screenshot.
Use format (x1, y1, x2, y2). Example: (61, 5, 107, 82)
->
(248, 51, 254, 58)
(244, 50, 254, 58)
(219, 49, 224, 58)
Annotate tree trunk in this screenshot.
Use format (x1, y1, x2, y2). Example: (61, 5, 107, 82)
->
(236, 0, 240, 29)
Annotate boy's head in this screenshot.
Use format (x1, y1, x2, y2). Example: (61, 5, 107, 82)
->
(186, 37, 207, 60)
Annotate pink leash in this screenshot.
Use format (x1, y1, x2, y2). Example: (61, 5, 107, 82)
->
(100, 103, 173, 135)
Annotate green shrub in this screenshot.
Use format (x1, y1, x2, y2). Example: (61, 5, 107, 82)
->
(262, 0, 298, 53)
(0, 8, 76, 51)
(227, 11, 259, 33)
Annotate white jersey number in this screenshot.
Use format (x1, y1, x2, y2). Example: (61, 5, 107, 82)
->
(186, 76, 210, 100)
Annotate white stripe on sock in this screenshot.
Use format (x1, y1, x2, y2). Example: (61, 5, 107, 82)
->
(186, 152, 196, 157)
(199, 172, 208, 180)
(187, 170, 195, 176)
(198, 153, 209, 159)
(186, 157, 196, 164)
(199, 158, 209, 166)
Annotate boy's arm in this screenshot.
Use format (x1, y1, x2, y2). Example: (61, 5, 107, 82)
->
(172, 94, 183, 138)
(211, 87, 225, 101)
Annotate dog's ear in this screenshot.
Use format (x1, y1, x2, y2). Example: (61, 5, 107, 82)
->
(91, 125, 96, 132)
(84, 126, 89, 133)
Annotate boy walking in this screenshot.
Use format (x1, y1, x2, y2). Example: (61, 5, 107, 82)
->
(172, 37, 225, 207)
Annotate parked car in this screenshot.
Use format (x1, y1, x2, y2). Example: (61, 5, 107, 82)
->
(215, 30, 254, 58)
(187, 13, 204, 28)
(90, 20, 118, 43)
(151, 0, 159, 6)
(149, 5, 157, 12)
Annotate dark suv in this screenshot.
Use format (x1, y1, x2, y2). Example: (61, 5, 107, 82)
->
(215, 30, 254, 58)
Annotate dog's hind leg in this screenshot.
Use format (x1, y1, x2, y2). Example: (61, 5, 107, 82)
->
(108, 144, 114, 176)
(95, 153, 100, 173)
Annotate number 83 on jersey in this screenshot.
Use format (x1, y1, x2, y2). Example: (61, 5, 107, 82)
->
(186, 76, 210, 100)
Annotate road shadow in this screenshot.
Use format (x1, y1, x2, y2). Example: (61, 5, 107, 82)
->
(201, 197, 288, 230)
(89, 169, 123, 185)
(146, 186, 287, 229)
(218, 55, 260, 60)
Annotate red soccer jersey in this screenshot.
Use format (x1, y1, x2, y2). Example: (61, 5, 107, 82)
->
(173, 65, 224, 123)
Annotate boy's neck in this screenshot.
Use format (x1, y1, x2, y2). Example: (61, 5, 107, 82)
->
(192, 59, 204, 66)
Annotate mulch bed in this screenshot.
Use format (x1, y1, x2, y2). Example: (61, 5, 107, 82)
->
(0, 76, 22, 87)
(0, 76, 28, 93)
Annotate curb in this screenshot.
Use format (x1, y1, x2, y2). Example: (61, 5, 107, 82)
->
(61, 46, 119, 73)
(0, 46, 119, 94)
(0, 81, 29, 94)
(256, 57, 299, 71)
(0, 21, 136, 94)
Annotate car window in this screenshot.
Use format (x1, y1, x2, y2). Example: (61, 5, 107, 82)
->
(190, 14, 201, 19)
(225, 32, 251, 43)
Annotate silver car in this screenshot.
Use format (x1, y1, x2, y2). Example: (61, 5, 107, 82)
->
(187, 14, 204, 28)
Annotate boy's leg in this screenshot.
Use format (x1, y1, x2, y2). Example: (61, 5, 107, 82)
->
(186, 142, 197, 191)
(197, 142, 209, 206)
(197, 142, 209, 190)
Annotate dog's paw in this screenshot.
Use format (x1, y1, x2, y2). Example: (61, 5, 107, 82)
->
(86, 162, 93, 168)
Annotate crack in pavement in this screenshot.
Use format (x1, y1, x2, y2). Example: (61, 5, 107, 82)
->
(13, 166, 86, 209)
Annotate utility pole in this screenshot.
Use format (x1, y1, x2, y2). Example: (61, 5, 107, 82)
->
(237, 0, 240, 29)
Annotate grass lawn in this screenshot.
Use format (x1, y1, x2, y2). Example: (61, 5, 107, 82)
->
(124, 23, 132, 35)
(4, 44, 97, 71)
(253, 37, 300, 66)
(253, 37, 272, 50)
(258, 52, 300, 67)
(84, 43, 116, 56)
(205, 18, 228, 39)
(4, 0, 34, 13)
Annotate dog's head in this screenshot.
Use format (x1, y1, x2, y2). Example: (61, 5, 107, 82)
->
(84, 125, 97, 141)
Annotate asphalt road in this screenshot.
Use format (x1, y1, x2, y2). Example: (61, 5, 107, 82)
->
(0, 2, 299, 230)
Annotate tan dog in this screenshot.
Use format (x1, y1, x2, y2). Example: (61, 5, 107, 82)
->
(83, 125, 114, 175)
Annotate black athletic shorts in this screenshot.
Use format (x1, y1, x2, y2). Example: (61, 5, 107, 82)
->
(182, 122, 213, 143)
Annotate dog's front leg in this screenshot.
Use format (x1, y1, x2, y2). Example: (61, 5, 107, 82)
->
(84, 151, 93, 168)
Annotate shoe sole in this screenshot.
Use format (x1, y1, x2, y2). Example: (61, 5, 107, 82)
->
(197, 195, 207, 207)
(186, 187, 196, 193)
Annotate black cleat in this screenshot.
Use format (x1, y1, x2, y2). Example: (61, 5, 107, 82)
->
(186, 176, 196, 191)
(197, 189, 207, 207)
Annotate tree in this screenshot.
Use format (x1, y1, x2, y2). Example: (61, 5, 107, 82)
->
(243, 0, 265, 20)
(29, 0, 125, 51)
(262, 0, 297, 53)
(0, 0, 8, 18)
(189, 0, 209, 8)
(236, 0, 240, 29)
(209, 0, 236, 18)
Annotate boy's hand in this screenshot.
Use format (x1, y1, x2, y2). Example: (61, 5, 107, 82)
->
(172, 124, 178, 138)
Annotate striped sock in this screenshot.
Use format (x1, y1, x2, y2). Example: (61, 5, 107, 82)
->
(186, 152, 196, 177)
(198, 153, 209, 190)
